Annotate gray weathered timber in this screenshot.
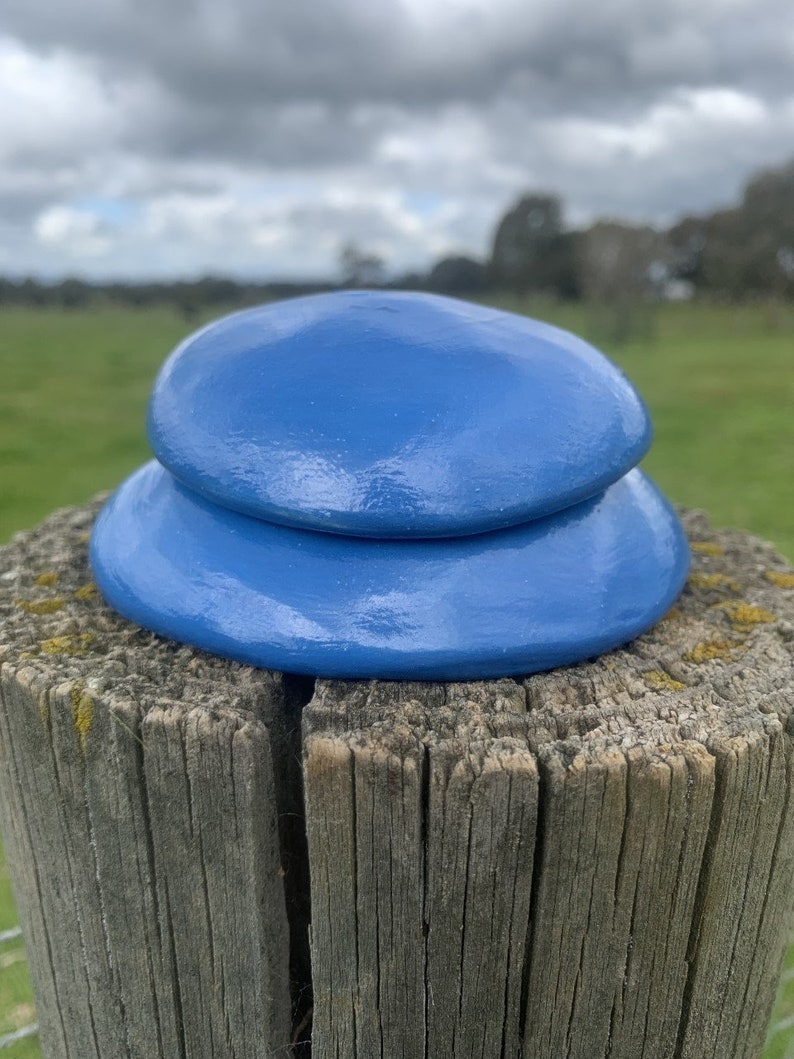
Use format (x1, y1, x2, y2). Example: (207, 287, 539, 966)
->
(304, 681, 538, 1059)
(1, 501, 794, 1058)
(303, 511, 794, 1059)
(0, 501, 296, 1058)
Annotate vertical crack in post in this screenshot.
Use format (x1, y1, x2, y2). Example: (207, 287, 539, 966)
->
(278, 673, 317, 1056)
(672, 747, 724, 1059)
(519, 756, 549, 1045)
(350, 743, 359, 1058)
(159, 875, 188, 1059)
(606, 757, 632, 1058)
(420, 741, 431, 1059)
(136, 724, 178, 1059)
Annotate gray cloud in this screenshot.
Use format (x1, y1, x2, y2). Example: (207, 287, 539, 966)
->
(7, 0, 794, 112)
(1, 0, 793, 278)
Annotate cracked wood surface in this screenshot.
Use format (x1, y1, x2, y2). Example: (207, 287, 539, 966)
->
(303, 511, 794, 1059)
(1, 499, 794, 1058)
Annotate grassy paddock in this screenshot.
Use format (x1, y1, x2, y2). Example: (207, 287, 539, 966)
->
(0, 307, 188, 546)
(0, 299, 792, 1055)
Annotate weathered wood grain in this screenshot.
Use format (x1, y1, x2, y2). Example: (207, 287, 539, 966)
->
(1, 501, 794, 1058)
(0, 501, 297, 1058)
(303, 511, 794, 1059)
(303, 683, 537, 1059)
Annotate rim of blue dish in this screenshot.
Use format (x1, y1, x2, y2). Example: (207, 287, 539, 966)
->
(90, 461, 690, 681)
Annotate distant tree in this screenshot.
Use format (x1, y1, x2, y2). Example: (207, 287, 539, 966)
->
(694, 160, 794, 300)
(426, 255, 487, 295)
(699, 208, 747, 299)
(339, 242, 386, 287)
(55, 278, 92, 310)
(17, 278, 49, 308)
(489, 193, 579, 297)
(578, 221, 667, 343)
(171, 282, 201, 322)
(742, 161, 794, 232)
(0, 279, 16, 306)
(667, 215, 707, 286)
(193, 276, 244, 308)
(741, 162, 794, 297)
(389, 270, 428, 292)
(778, 247, 794, 282)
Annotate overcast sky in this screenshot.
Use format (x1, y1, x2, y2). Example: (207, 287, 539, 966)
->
(2, 0, 793, 281)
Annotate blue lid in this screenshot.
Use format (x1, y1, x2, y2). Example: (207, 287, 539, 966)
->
(90, 461, 689, 680)
(147, 290, 651, 538)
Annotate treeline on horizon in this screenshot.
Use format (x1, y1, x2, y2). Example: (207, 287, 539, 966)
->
(2, 156, 793, 318)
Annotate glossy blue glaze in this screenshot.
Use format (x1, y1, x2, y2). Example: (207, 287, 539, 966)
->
(147, 291, 651, 538)
(90, 461, 689, 680)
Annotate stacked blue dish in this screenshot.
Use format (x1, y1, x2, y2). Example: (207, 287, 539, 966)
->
(90, 290, 689, 679)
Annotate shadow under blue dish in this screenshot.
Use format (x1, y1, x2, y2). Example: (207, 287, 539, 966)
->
(90, 461, 690, 680)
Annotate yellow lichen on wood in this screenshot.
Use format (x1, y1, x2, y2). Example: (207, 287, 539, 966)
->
(688, 572, 741, 592)
(69, 684, 94, 751)
(660, 606, 682, 623)
(684, 639, 744, 664)
(644, 669, 687, 692)
(73, 583, 98, 602)
(15, 597, 65, 616)
(766, 571, 794, 589)
(33, 572, 59, 588)
(39, 634, 94, 656)
(691, 541, 724, 556)
(715, 600, 776, 630)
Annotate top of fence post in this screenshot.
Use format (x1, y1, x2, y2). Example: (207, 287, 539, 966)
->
(1, 495, 794, 1057)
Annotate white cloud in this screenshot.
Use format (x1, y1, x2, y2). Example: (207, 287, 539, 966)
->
(0, 40, 109, 165)
(34, 205, 111, 256)
(0, 36, 161, 164)
(541, 88, 769, 166)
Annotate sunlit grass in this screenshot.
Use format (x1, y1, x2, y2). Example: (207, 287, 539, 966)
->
(0, 307, 187, 545)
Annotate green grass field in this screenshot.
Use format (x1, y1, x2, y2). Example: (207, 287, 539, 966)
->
(0, 299, 792, 1055)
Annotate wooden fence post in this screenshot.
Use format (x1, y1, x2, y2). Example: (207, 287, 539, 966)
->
(1, 498, 793, 1058)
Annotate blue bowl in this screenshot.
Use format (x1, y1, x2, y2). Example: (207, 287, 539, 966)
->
(92, 292, 688, 679)
(91, 460, 689, 680)
(148, 291, 651, 538)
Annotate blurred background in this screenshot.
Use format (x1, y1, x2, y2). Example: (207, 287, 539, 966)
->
(0, 0, 793, 1054)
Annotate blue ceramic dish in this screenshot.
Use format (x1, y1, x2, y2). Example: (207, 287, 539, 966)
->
(92, 292, 689, 679)
(90, 460, 689, 680)
(147, 291, 651, 538)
